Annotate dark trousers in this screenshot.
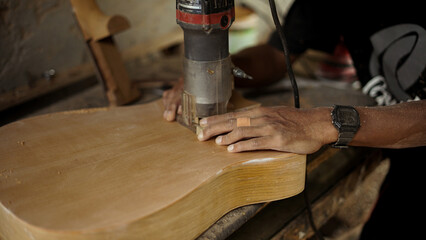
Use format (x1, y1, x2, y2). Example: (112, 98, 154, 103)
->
(360, 147, 425, 239)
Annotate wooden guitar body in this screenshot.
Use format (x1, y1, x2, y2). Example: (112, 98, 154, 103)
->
(0, 100, 305, 240)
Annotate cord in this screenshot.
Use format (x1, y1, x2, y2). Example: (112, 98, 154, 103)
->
(267, 0, 299, 109)
(267, 1, 324, 239)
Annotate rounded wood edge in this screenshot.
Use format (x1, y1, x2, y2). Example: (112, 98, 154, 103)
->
(119, 153, 307, 240)
(0, 153, 306, 240)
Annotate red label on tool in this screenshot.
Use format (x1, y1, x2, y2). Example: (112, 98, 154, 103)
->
(176, 8, 235, 29)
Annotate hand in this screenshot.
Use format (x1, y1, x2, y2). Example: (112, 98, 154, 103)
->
(197, 106, 336, 154)
(162, 77, 184, 121)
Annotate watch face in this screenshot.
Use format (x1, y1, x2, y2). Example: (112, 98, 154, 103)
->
(332, 105, 360, 131)
(337, 107, 360, 126)
(331, 105, 360, 147)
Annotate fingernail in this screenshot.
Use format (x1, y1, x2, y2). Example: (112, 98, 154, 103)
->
(215, 136, 222, 144)
(166, 111, 174, 121)
(198, 132, 204, 141)
(227, 145, 234, 152)
(163, 111, 168, 119)
(199, 118, 207, 127)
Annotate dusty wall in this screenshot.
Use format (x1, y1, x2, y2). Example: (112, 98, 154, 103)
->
(0, 0, 179, 94)
(0, 0, 88, 93)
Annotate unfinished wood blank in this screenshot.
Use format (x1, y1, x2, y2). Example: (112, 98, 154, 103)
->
(0, 100, 306, 240)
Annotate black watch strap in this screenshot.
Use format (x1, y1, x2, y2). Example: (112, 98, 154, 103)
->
(333, 131, 356, 148)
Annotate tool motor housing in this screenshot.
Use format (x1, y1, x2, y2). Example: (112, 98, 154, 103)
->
(176, 0, 235, 128)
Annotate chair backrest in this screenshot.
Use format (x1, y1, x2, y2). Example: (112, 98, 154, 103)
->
(70, 0, 130, 41)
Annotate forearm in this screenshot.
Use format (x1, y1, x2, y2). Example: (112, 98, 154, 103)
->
(231, 44, 299, 88)
(350, 100, 426, 148)
(319, 100, 426, 149)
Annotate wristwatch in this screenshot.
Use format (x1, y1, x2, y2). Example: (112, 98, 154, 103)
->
(331, 105, 360, 148)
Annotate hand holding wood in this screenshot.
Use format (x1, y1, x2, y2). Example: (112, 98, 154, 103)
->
(198, 106, 337, 154)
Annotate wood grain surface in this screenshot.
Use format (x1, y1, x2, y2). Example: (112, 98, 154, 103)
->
(0, 100, 305, 240)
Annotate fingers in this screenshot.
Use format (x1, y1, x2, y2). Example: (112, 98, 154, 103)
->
(227, 136, 275, 153)
(200, 108, 263, 126)
(196, 107, 286, 153)
(164, 104, 182, 121)
(214, 126, 267, 146)
(162, 78, 183, 121)
(195, 106, 324, 154)
(163, 103, 177, 122)
(198, 118, 236, 141)
(198, 116, 266, 141)
(162, 90, 169, 104)
(197, 108, 263, 138)
(215, 126, 276, 153)
(198, 113, 276, 152)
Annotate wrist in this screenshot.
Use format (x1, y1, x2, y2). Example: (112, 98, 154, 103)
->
(314, 107, 339, 146)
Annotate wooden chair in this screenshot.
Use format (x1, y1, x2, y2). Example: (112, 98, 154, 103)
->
(69, 0, 140, 106)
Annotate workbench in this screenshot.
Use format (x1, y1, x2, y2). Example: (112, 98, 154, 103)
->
(0, 53, 386, 240)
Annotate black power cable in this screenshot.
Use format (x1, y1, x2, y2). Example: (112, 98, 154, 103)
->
(267, 1, 324, 239)
(267, 0, 299, 109)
